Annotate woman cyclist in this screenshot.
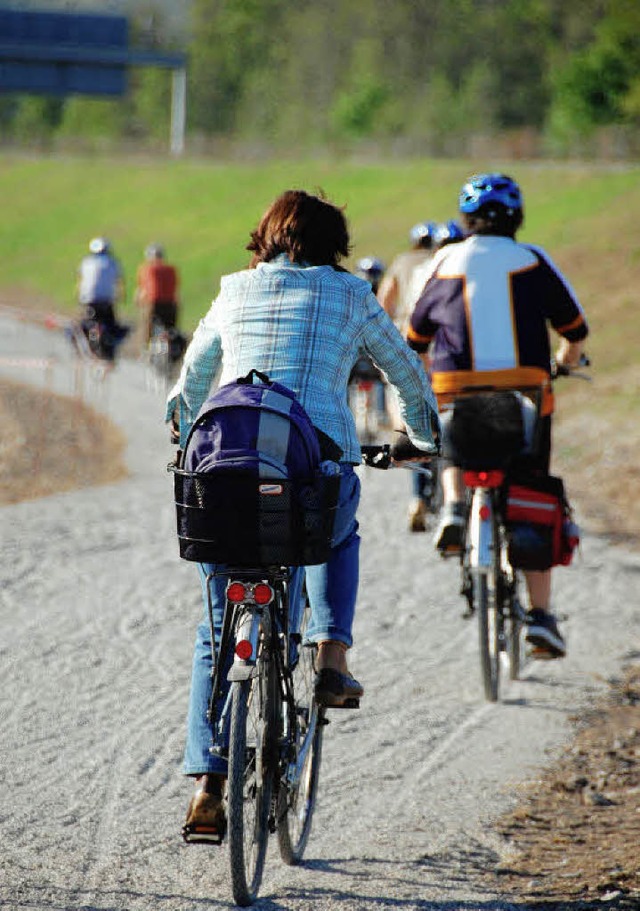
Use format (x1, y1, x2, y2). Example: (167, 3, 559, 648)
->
(166, 190, 439, 840)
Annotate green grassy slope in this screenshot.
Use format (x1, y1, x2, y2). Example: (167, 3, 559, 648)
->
(1, 155, 637, 333)
(1, 153, 638, 540)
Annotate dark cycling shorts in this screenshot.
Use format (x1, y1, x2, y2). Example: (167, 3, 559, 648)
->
(152, 301, 178, 330)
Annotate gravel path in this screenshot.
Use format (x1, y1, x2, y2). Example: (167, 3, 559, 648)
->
(2, 317, 639, 910)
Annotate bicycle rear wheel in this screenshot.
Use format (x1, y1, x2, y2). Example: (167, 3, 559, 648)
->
(507, 595, 525, 681)
(475, 572, 500, 702)
(227, 640, 278, 906)
(277, 598, 324, 865)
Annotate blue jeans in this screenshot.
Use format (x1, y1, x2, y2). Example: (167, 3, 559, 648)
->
(183, 465, 361, 776)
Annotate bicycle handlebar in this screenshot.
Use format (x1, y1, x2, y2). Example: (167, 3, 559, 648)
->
(360, 444, 436, 474)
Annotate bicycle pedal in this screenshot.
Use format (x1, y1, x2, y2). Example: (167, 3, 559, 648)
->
(182, 824, 224, 846)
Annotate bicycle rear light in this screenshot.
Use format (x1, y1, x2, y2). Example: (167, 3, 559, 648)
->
(226, 581, 273, 605)
(463, 469, 504, 488)
(235, 639, 253, 660)
(227, 582, 247, 603)
(253, 583, 274, 605)
(479, 504, 492, 521)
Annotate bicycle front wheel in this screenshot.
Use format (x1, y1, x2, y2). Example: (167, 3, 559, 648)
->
(277, 601, 324, 864)
(227, 647, 278, 906)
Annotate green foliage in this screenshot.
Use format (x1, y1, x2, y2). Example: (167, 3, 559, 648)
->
(546, 0, 640, 142)
(1, 0, 639, 152)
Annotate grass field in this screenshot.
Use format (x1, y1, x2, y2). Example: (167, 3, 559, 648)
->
(1, 152, 638, 542)
(0, 154, 638, 332)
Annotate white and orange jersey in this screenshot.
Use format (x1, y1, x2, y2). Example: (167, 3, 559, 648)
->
(407, 234, 588, 414)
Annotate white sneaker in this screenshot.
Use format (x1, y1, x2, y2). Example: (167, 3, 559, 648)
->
(433, 501, 465, 554)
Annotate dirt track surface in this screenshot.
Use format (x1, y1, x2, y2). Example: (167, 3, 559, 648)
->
(2, 316, 640, 910)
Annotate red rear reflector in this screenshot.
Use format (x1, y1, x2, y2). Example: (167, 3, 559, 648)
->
(463, 470, 505, 488)
(479, 505, 491, 521)
(235, 640, 253, 660)
(253, 583, 273, 605)
(227, 582, 246, 603)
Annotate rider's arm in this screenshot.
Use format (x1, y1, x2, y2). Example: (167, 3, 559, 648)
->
(555, 337, 585, 368)
(360, 293, 440, 453)
(166, 300, 223, 445)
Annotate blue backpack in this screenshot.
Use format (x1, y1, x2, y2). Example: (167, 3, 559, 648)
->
(173, 369, 340, 566)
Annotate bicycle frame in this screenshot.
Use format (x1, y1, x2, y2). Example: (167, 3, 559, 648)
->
(203, 567, 307, 776)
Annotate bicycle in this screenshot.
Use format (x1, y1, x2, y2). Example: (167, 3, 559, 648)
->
(170, 462, 340, 906)
(439, 360, 590, 702)
(348, 355, 387, 444)
(363, 359, 589, 703)
(144, 320, 187, 393)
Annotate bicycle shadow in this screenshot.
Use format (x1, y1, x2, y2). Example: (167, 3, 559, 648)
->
(257, 846, 635, 909)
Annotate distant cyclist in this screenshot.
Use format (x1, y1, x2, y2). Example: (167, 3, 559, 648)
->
(433, 219, 465, 250)
(378, 221, 437, 335)
(378, 223, 438, 531)
(76, 237, 129, 361)
(135, 244, 187, 363)
(355, 255, 386, 295)
(408, 173, 589, 658)
(350, 257, 388, 430)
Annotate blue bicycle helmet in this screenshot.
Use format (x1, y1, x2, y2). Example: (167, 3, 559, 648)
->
(458, 173, 523, 214)
(409, 221, 437, 247)
(434, 220, 465, 246)
(356, 256, 386, 282)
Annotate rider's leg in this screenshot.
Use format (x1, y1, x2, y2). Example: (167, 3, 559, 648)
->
(304, 465, 364, 702)
(408, 468, 428, 532)
(525, 569, 551, 610)
(183, 567, 230, 779)
(434, 464, 466, 551)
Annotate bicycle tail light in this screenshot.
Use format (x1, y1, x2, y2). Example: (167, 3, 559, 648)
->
(253, 583, 274, 605)
(235, 639, 253, 660)
(463, 469, 505, 488)
(227, 582, 247, 603)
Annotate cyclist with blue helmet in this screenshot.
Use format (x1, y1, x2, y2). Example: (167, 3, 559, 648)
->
(378, 221, 437, 333)
(433, 220, 465, 249)
(355, 255, 386, 295)
(408, 173, 589, 658)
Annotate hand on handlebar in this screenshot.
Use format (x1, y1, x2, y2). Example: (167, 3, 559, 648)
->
(551, 353, 591, 379)
(389, 430, 436, 463)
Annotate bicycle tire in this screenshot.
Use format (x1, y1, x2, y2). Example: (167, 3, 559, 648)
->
(507, 596, 525, 681)
(476, 572, 500, 702)
(227, 641, 278, 906)
(277, 599, 324, 865)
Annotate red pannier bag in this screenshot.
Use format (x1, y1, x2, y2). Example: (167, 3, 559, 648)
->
(504, 474, 579, 571)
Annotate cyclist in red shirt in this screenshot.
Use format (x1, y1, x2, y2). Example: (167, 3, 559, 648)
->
(135, 244, 180, 346)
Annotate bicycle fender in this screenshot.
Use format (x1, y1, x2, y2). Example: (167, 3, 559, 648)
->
(227, 662, 257, 682)
(468, 489, 495, 571)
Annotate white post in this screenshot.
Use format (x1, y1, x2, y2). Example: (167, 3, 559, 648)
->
(170, 67, 187, 156)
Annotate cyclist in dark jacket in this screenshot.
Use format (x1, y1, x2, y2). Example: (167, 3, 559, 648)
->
(408, 173, 588, 659)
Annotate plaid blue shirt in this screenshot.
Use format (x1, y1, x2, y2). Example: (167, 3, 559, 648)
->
(167, 255, 439, 462)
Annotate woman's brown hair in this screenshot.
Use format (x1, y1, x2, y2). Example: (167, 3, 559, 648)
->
(247, 189, 351, 268)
